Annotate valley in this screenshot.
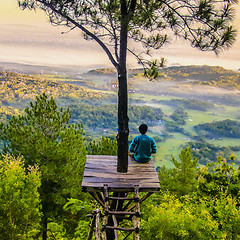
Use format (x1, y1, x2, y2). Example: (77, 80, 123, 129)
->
(1, 65, 240, 168)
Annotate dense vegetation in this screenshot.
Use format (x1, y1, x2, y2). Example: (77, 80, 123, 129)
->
(69, 103, 163, 132)
(0, 155, 41, 239)
(0, 71, 116, 115)
(195, 119, 240, 139)
(1, 69, 240, 166)
(187, 141, 236, 165)
(0, 94, 87, 239)
(2, 115, 240, 239)
(1, 93, 240, 239)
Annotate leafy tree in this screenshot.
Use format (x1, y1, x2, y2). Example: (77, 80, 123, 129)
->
(87, 136, 118, 155)
(158, 147, 198, 197)
(63, 198, 94, 239)
(170, 107, 188, 125)
(187, 141, 237, 165)
(0, 94, 86, 240)
(0, 155, 41, 240)
(18, 0, 237, 172)
(198, 155, 240, 199)
(141, 192, 240, 239)
(144, 154, 240, 239)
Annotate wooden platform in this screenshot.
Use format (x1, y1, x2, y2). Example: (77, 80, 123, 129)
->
(82, 155, 160, 192)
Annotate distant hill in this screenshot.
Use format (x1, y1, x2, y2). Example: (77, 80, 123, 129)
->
(162, 66, 240, 89)
(86, 65, 240, 89)
(0, 71, 114, 103)
(0, 71, 116, 122)
(87, 68, 117, 75)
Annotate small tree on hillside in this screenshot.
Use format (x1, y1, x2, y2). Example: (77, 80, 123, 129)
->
(159, 147, 199, 197)
(18, 0, 237, 172)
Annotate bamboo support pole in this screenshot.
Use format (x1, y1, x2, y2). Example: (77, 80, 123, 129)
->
(126, 192, 153, 212)
(89, 192, 105, 208)
(95, 209, 101, 240)
(87, 214, 96, 240)
(102, 185, 109, 239)
(112, 215, 119, 240)
(103, 185, 109, 212)
(102, 215, 108, 240)
(133, 186, 140, 240)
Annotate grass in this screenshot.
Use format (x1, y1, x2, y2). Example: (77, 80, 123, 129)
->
(153, 133, 191, 168)
(205, 138, 240, 147)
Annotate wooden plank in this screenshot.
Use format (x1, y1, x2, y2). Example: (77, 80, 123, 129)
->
(83, 187, 160, 193)
(82, 155, 160, 192)
(82, 184, 160, 192)
(83, 180, 160, 186)
(83, 175, 160, 182)
(84, 173, 158, 179)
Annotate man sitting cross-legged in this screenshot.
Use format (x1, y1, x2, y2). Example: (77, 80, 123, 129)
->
(129, 124, 157, 163)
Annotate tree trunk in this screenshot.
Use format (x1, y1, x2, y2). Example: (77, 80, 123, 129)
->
(117, 70, 129, 173)
(42, 210, 48, 240)
(117, 1, 129, 173)
(41, 183, 48, 240)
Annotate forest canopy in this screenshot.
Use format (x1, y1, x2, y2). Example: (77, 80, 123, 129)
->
(195, 119, 240, 139)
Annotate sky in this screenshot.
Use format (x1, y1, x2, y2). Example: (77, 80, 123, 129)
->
(0, 0, 240, 73)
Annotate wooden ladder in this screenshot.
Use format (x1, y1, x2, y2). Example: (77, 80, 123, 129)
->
(87, 185, 141, 240)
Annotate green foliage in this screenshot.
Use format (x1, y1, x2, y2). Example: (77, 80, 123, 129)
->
(187, 141, 237, 164)
(0, 155, 41, 239)
(0, 71, 115, 111)
(170, 107, 188, 125)
(141, 192, 240, 240)
(0, 93, 86, 236)
(87, 136, 117, 156)
(198, 155, 240, 198)
(153, 151, 240, 239)
(195, 119, 240, 138)
(158, 148, 198, 197)
(63, 199, 93, 239)
(163, 108, 188, 133)
(164, 119, 184, 133)
(143, 151, 240, 239)
(70, 103, 163, 132)
(159, 65, 240, 85)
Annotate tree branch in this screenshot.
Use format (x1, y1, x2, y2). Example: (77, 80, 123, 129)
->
(36, 0, 119, 70)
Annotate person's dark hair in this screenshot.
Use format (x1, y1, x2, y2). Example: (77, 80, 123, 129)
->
(139, 124, 148, 134)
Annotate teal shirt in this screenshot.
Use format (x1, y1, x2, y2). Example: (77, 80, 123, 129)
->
(129, 134, 157, 163)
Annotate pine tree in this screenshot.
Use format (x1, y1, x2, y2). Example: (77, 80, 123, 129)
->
(0, 93, 86, 240)
(159, 147, 198, 197)
(18, 0, 237, 172)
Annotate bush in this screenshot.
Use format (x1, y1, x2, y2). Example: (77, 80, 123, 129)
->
(141, 192, 240, 239)
(0, 155, 41, 239)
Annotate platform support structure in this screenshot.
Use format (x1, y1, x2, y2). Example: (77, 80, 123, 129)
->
(86, 185, 153, 240)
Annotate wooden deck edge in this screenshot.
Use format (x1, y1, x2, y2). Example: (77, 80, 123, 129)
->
(82, 186, 160, 193)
